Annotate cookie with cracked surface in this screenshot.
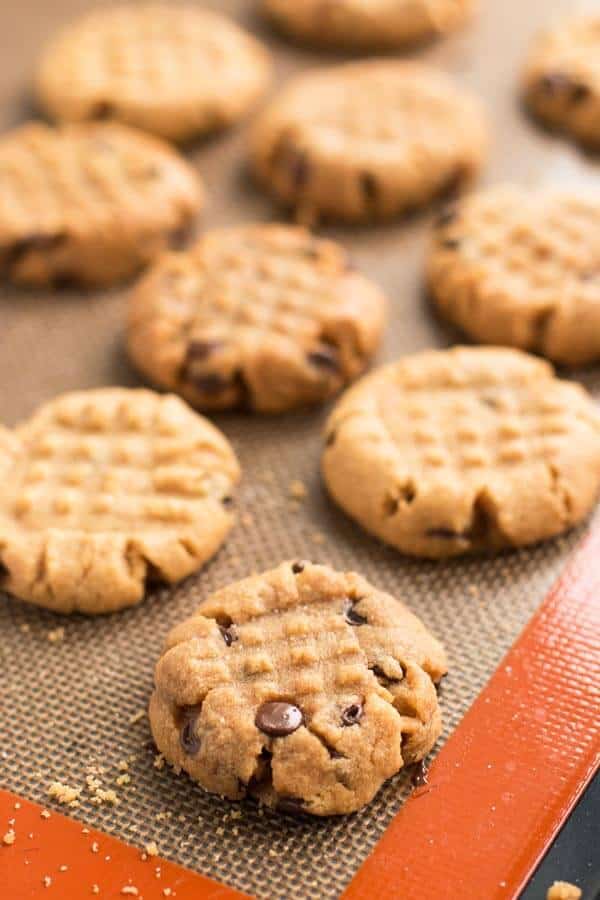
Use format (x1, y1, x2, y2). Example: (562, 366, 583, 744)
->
(0, 389, 240, 614)
(0, 122, 202, 288)
(35, 4, 271, 143)
(427, 186, 600, 366)
(251, 61, 487, 224)
(149, 561, 447, 816)
(522, 15, 600, 150)
(127, 224, 387, 413)
(322, 347, 600, 558)
(262, 0, 475, 50)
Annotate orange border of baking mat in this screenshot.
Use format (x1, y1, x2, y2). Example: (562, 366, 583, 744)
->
(2, 524, 599, 899)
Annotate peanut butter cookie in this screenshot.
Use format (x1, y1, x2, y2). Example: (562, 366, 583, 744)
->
(523, 15, 600, 150)
(262, 0, 475, 50)
(0, 389, 240, 614)
(251, 61, 487, 224)
(149, 561, 447, 816)
(427, 186, 600, 366)
(127, 224, 387, 413)
(0, 122, 202, 288)
(322, 347, 600, 558)
(35, 4, 271, 143)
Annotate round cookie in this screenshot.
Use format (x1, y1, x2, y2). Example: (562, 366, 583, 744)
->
(127, 224, 387, 413)
(427, 186, 600, 366)
(522, 15, 600, 149)
(0, 389, 240, 614)
(262, 0, 475, 50)
(35, 4, 271, 143)
(251, 61, 487, 224)
(149, 561, 447, 816)
(322, 347, 600, 559)
(0, 122, 202, 288)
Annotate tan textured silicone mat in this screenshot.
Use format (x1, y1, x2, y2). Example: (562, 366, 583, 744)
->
(1, 2, 599, 898)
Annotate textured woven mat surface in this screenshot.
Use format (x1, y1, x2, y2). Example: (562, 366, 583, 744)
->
(1, 1, 599, 898)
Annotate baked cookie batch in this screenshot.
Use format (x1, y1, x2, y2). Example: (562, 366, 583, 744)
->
(1, 3, 600, 817)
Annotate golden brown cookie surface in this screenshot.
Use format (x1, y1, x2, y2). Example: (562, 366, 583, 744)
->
(127, 224, 387, 413)
(322, 347, 600, 558)
(427, 186, 600, 366)
(523, 15, 600, 149)
(262, 0, 475, 50)
(0, 389, 240, 614)
(35, 4, 271, 142)
(0, 122, 202, 288)
(251, 61, 487, 224)
(149, 561, 446, 816)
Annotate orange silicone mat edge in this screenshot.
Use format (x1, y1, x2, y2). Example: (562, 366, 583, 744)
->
(342, 524, 600, 900)
(2, 524, 599, 900)
(0, 789, 249, 899)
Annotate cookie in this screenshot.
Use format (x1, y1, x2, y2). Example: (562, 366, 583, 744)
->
(322, 347, 600, 559)
(0, 122, 202, 288)
(35, 4, 271, 143)
(522, 16, 600, 149)
(427, 186, 600, 366)
(149, 561, 447, 816)
(0, 389, 240, 614)
(127, 224, 387, 413)
(262, 0, 475, 50)
(251, 61, 487, 224)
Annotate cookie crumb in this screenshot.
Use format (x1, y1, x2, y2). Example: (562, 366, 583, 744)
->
(289, 479, 307, 500)
(43, 876, 52, 888)
(547, 883, 582, 900)
(59, 865, 68, 872)
(128, 710, 146, 725)
(92, 886, 100, 896)
(116, 774, 130, 786)
(47, 626, 65, 643)
(2, 829, 16, 846)
(153, 753, 166, 770)
(91, 842, 100, 854)
(145, 841, 159, 857)
(20, 623, 31, 633)
(47, 782, 81, 806)
(14, 802, 21, 810)
(163, 890, 172, 898)
(121, 888, 139, 897)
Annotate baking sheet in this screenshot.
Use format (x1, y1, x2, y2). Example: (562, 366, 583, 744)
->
(1, 1, 599, 898)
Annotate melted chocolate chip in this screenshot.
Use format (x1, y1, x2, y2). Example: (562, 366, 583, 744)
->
(341, 703, 363, 727)
(219, 624, 237, 646)
(291, 561, 307, 574)
(91, 100, 115, 119)
(191, 373, 229, 394)
(255, 701, 303, 737)
(411, 759, 429, 788)
(325, 429, 337, 447)
(179, 705, 202, 755)
(360, 171, 378, 203)
(221, 495, 234, 508)
(277, 796, 306, 813)
(343, 599, 368, 626)
(307, 344, 340, 373)
(187, 340, 223, 361)
(539, 72, 590, 103)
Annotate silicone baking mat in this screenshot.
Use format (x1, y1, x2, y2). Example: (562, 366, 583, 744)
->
(0, 1, 599, 898)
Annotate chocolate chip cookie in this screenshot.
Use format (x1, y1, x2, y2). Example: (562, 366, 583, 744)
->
(523, 15, 600, 149)
(0, 389, 240, 614)
(149, 561, 447, 816)
(427, 185, 600, 366)
(251, 61, 487, 224)
(35, 4, 271, 143)
(127, 224, 387, 413)
(0, 122, 202, 288)
(262, 0, 476, 50)
(322, 347, 600, 558)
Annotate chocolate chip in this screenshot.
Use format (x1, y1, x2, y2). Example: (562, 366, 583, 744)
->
(190, 373, 229, 394)
(307, 344, 340, 373)
(360, 171, 378, 203)
(343, 599, 368, 626)
(179, 705, 202, 755)
(291, 561, 307, 574)
(441, 238, 461, 250)
(410, 759, 429, 788)
(90, 100, 115, 119)
(277, 796, 306, 813)
(435, 204, 458, 228)
(221, 495, 234, 508)
(325, 429, 337, 447)
(426, 527, 464, 540)
(187, 340, 223, 361)
(255, 701, 303, 737)
(341, 703, 363, 727)
(219, 624, 237, 646)
(539, 72, 590, 103)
